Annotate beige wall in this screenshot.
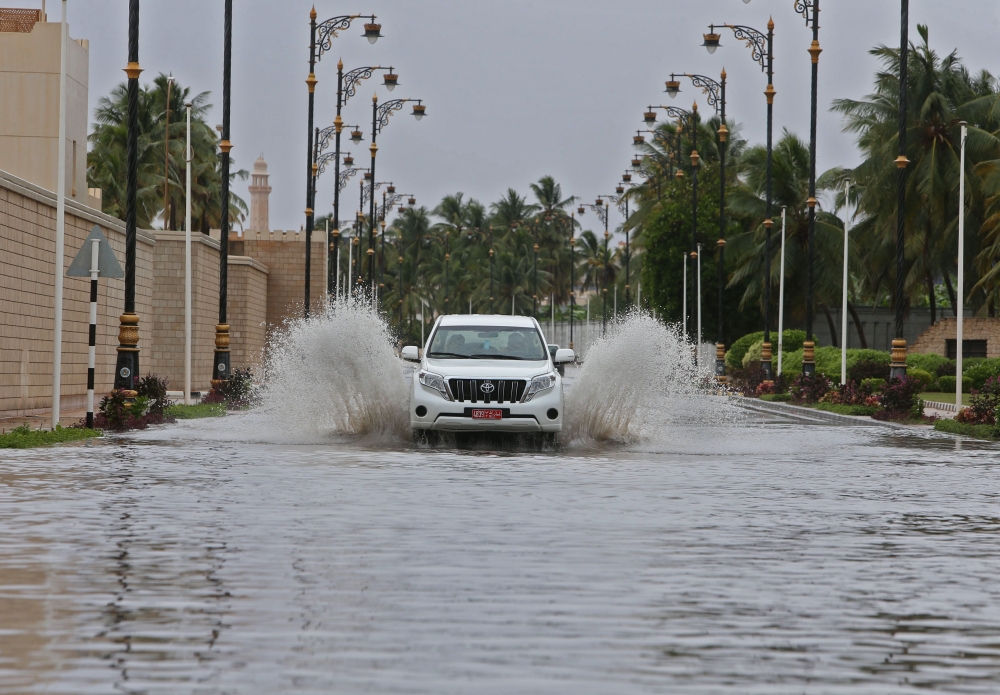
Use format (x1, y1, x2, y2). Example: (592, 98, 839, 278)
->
(911, 317, 1000, 358)
(148, 231, 223, 394)
(229, 230, 327, 330)
(228, 257, 269, 372)
(0, 169, 154, 415)
(0, 18, 94, 208)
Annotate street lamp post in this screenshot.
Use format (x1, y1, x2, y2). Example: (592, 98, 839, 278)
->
(367, 96, 425, 296)
(113, 0, 142, 395)
(489, 225, 495, 314)
(669, 70, 729, 380)
(610, 182, 631, 307)
(212, 0, 233, 392)
(890, 0, 910, 379)
(163, 75, 174, 230)
(704, 17, 775, 383)
(569, 209, 576, 349)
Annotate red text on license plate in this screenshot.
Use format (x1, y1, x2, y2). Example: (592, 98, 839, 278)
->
(471, 409, 503, 420)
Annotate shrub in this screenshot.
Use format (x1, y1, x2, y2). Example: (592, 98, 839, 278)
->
(727, 330, 810, 370)
(938, 375, 972, 393)
(756, 380, 776, 396)
(861, 377, 886, 392)
(873, 376, 923, 421)
(219, 366, 260, 409)
(96, 389, 129, 431)
(743, 340, 764, 369)
(848, 358, 891, 383)
(760, 393, 792, 402)
(822, 380, 878, 406)
(136, 373, 171, 416)
(955, 376, 1000, 425)
(936, 361, 957, 378)
(726, 332, 765, 370)
(0, 424, 101, 449)
(907, 368, 934, 391)
(780, 348, 803, 376)
(789, 373, 832, 404)
(963, 358, 1000, 390)
(907, 352, 954, 376)
(729, 363, 767, 396)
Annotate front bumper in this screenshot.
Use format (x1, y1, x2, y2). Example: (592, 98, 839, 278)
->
(410, 379, 563, 432)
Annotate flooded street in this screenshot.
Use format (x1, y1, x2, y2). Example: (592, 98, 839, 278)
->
(3, 416, 999, 693)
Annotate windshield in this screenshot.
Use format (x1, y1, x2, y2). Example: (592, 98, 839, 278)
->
(427, 325, 548, 360)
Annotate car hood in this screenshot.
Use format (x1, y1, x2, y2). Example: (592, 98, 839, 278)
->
(422, 358, 550, 379)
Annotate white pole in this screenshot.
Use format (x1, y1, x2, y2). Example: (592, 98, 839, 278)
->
(682, 253, 687, 342)
(51, 0, 68, 428)
(184, 103, 192, 405)
(957, 122, 967, 411)
(86, 238, 98, 427)
(637, 281, 641, 311)
(614, 285, 617, 319)
(550, 294, 554, 338)
(841, 180, 851, 385)
(697, 242, 703, 350)
(777, 206, 787, 375)
(347, 237, 353, 299)
(335, 237, 340, 301)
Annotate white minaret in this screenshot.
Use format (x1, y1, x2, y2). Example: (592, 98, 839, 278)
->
(248, 153, 271, 232)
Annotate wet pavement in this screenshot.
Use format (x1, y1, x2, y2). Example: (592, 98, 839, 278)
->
(2, 414, 999, 693)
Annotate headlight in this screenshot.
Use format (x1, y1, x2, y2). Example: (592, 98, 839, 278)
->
(523, 372, 557, 402)
(418, 370, 450, 400)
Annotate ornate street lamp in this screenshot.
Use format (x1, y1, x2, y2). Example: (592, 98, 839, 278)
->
(580, 198, 612, 336)
(113, 0, 142, 395)
(304, 9, 380, 315)
(312, 64, 396, 311)
(705, 18, 775, 382)
(610, 182, 633, 306)
(568, 207, 577, 349)
(675, 70, 729, 380)
(744, 0, 821, 376)
(367, 96, 425, 296)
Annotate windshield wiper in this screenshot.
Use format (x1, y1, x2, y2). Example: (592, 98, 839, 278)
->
(427, 351, 470, 359)
(468, 354, 533, 360)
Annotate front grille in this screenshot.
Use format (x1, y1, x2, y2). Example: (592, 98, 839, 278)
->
(448, 378, 526, 404)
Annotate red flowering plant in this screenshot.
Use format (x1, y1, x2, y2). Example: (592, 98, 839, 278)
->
(872, 376, 924, 422)
(955, 376, 1000, 425)
(788, 373, 832, 404)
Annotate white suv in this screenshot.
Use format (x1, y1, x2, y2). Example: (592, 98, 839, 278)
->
(402, 315, 574, 434)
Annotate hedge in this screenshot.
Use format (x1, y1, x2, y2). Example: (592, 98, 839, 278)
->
(726, 329, 810, 370)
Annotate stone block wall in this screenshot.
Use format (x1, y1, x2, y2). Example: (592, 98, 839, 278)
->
(910, 317, 1000, 358)
(228, 229, 327, 330)
(0, 169, 154, 415)
(228, 256, 269, 371)
(148, 231, 223, 394)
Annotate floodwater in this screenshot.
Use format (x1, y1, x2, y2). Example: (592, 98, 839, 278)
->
(2, 413, 999, 694)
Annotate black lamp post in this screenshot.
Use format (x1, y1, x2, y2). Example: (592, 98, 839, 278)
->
(610, 182, 632, 307)
(891, 0, 910, 378)
(644, 104, 700, 351)
(304, 9, 381, 313)
(580, 198, 612, 336)
(312, 64, 396, 309)
(113, 0, 142, 394)
(367, 96, 425, 296)
(670, 70, 729, 380)
(705, 18, 775, 383)
(211, 0, 234, 390)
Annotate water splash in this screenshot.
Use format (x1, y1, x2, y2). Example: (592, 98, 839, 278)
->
(563, 313, 740, 447)
(256, 301, 410, 441)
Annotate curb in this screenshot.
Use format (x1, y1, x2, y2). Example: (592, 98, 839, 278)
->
(737, 398, 918, 430)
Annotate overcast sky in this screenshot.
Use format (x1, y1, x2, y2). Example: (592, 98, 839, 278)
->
(49, 0, 1000, 235)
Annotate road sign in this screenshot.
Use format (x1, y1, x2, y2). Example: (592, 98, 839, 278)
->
(67, 225, 124, 278)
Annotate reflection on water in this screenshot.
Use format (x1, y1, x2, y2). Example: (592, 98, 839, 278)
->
(2, 421, 1000, 693)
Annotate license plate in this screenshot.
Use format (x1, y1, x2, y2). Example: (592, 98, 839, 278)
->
(471, 408, 503, 420)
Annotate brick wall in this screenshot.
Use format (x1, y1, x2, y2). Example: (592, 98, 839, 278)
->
(228, 256, 269, 371)
(910, 317, 1000, 358)
(229, 229, 327, 330)
(0, 169, 154, 415)
(148, 231, 223, 394)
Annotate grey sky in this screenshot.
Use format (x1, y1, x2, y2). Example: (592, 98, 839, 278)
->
(52, 1, 1000, 235)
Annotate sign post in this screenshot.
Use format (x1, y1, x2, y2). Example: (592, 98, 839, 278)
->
(68, 226, 124, 427)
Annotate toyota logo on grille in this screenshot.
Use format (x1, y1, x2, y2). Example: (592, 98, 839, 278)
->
(479, 382, 495, 393)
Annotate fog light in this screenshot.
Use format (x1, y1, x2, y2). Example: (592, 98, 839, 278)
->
(547, 408, 558, 420)
(415, 405, 427, 417)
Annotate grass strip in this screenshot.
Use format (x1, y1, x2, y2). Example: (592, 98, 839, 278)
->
(166, 403, 226, 419)
(0, 425, 101, 449)
(809, 402, 878, 417)
(934, 419, 999, 440)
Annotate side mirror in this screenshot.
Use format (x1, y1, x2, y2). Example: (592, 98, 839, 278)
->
(553, 348, 575, 364)
(401, 345, 420, 362)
